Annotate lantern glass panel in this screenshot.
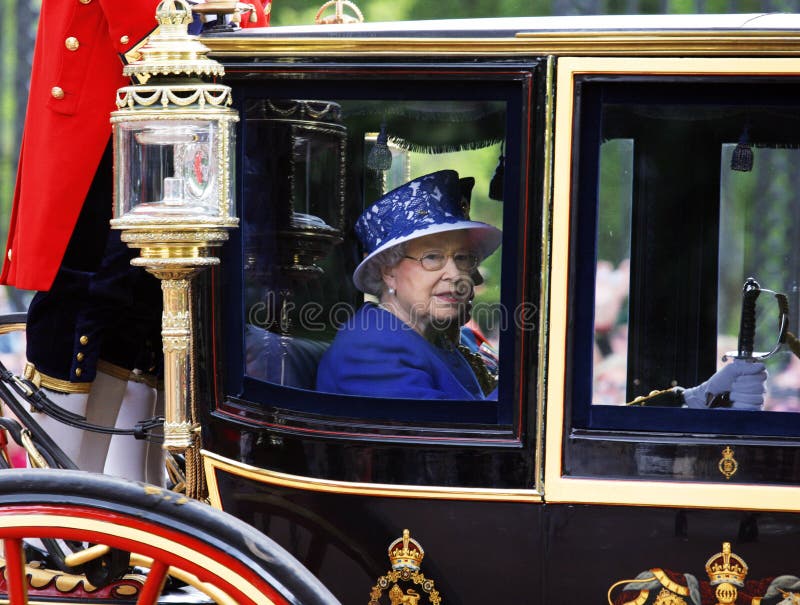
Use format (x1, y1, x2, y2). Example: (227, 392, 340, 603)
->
(115, 118, 226, 219)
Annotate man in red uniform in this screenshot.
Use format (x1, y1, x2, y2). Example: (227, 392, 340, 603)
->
(245, 0, 272, 27)
(2, 0, 165, 482)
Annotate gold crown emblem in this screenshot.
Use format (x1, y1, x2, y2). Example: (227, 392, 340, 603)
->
(705, 542, 748, 587)
(388, 529, 425, 571)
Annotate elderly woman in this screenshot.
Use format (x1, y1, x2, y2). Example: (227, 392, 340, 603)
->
(316, 170, 501, 400)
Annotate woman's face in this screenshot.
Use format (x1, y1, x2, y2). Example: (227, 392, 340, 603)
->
(381, 230, 477, 335)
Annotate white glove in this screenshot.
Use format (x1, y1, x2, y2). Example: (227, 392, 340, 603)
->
(682, 359, 767, 410)
(729, 362, 769, 410)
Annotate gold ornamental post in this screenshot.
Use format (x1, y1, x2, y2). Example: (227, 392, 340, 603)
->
(110, 0, 239, 497)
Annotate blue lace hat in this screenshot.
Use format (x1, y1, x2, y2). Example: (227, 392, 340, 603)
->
(352, 170, 502, 293)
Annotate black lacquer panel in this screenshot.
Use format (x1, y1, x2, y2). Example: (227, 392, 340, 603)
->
(213, 469, 544, 605)
(213, 468, 800, 604)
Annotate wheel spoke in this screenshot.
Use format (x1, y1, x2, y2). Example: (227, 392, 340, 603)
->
(3, 537, 28, 604)
(131, 554, 239, 605)
(0, 470, 334, 605)
(64, 543, 111, 567)
(136, 559, 169, 605)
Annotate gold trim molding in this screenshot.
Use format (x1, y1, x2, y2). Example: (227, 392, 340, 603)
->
(204, 30, 800, 57)
(0, 322, 25, 336)
(202, 450, 542, 506)
(23, 363, 91, 395)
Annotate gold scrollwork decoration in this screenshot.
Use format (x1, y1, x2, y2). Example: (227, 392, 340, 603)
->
(608, 542, 752, 605)
(119, 229, 233, 242)
(116, 84, 232, 110)
(369, 570, 441, 605)
(369, 530, 441, 604)
(653, 587, 687, 605)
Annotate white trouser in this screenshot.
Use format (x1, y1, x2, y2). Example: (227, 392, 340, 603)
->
(29, 391, 90, 467)
(29, 371, 164, 485)
(104, 379, 164, 485)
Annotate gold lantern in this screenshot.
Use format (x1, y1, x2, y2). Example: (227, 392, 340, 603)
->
(110, 0, 238, 495)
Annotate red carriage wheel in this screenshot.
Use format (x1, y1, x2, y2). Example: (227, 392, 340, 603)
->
(0, 469, 338, 604)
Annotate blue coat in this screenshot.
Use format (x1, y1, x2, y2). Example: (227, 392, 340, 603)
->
(316, 304, 486, 400)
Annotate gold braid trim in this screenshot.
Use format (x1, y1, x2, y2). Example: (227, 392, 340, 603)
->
(24, 363, 91, 394)
(185, 282, 207, 501)
(23, 361, 161, 394)
(457, 345, 498, 396)
(96, 360, 162, 389)
(785, 330, 800, 359)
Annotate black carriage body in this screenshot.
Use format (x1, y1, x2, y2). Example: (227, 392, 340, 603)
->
(192, 14, 800, 604)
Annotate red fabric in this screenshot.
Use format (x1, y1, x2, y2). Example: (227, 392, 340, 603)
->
(240, 0, 271, 27)
(1, 0, 160, 292)
(465, 319, 489, 346)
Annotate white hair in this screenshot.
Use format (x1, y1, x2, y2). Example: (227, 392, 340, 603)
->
(358, 242, 407, 296)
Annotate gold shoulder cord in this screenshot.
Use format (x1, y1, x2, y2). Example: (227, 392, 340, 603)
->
(457, 345, 498, 396)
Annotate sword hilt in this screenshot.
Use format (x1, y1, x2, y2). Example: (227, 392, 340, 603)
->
(737, 277, 760, 359)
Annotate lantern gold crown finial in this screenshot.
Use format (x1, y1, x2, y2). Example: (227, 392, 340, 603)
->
(155, 0, 194, 26)
(388, 529, 425, 571)
(124, 0, 224, 82)
(705, 542, 748, 587)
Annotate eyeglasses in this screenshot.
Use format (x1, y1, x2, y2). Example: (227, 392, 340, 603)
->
(403, 250, 479, 272)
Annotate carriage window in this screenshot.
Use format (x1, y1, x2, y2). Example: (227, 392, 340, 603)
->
(239, 95, 511, 417)
(578, 78, 800, 431)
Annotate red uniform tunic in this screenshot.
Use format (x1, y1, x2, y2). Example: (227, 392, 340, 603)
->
(1, 0, 160, 292)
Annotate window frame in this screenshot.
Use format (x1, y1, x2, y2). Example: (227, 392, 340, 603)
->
(203, 59, 548, 492)
(545, 57, 800, 511)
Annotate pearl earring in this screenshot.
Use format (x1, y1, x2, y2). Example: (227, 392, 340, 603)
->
(388, 287, 396, 295)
